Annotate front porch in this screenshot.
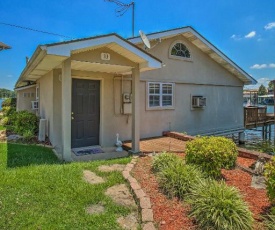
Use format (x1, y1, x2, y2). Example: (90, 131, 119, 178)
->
(16, 33, 162, 161)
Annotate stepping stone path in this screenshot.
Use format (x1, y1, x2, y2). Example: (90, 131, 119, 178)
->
(83, 162, 156, 229)
(83, 170, 105, 184)
(117, 212, 139, 230)
(86, 204, 105, 215)
(98, 164, 125, 172)
(105, 184, 137, 209)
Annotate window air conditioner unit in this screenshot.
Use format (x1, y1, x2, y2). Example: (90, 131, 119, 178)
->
(31, 101, 39, 110)
(192, 96, 206, 108)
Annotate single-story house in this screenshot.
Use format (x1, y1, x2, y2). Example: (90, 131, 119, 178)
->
(15, 26, 257, 161)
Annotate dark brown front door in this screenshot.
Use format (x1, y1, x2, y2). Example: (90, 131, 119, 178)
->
(72, 79, 100, 148)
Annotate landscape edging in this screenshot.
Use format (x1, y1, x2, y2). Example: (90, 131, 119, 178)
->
(123, 157, 156, 230)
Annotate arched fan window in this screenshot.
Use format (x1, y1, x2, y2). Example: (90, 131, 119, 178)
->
(170, 41, 191, 59)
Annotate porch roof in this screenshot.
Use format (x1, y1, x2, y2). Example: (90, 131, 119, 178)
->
(15, 33, 162, 88)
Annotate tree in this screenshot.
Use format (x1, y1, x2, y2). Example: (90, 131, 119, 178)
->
(258, 84, 267, 95)
(268, 81, 274, 91)
(0, 88, 16, 98)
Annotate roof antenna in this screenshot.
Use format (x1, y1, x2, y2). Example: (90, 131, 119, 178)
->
(105, 0, 135, 37)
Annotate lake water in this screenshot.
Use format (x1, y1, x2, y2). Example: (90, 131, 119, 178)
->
(0, 98, 3, 110)
(241, 105, 275, 154)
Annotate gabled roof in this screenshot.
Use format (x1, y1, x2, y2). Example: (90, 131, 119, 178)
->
(15, 33, 162, 88)
(128, 26, 257, 85)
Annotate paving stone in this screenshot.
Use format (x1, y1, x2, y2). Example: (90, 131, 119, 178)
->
(130, 182, 141, 190)
(131, 159, 137, 164)
(83, 170, 105, 184)
(143, 222, 156, 230)
(86, 204, 105, 215)
(117, 212, 139, 230)
(140, 197, 151, 209)
(105, 184, 137, 209)
(127, 163, 134, 168)
(134, 189, 146, 199)
(125, 166, 133, 172)
(142, 209, 154, 222)
(128, 176, 137, 184)
(98, 164, 125, 172)
(122, 170, 130, 179)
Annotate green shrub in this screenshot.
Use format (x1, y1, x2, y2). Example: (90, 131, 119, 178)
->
(2, 106, 16, 117)
(186, 179, 254, 230)
(158, 162, 204, 199)
(14, 111, 39, 136)
(23, 130, 36, 142)
(185, 136, 238, 178)
(1, 98, 17, 107)
(152, 152, 183, 172)
(265, 156, 275, 205)
(0, 116, 10, 126)
(262, 215, 275, 230)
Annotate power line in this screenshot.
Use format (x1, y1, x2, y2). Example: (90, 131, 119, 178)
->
(0, 22, 73, 39)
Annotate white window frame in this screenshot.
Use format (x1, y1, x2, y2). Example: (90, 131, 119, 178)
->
(169, 40, 192, 62)
(146, 82, 175, 110)
(36, 85, 39, 100)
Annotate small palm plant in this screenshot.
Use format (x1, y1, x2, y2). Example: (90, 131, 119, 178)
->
(186, 179, 254, 230)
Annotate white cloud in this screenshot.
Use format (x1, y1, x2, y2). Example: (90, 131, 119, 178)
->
(244, 77, 270, 90)
(245, 31, 256, 38)
(250, 64, 267, 69)
(230, 34, 242, 41)
(250, 63, 275, 69)
(7, 75, 13, 78)
(264, 22, 275, 30)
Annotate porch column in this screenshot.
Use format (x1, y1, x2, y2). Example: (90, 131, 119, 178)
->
(131, 65, 140, 153)
(62, 58, 72, 161)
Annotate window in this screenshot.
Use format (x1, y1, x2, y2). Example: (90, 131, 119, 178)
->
(169, 41, 191, 60)
(148, 82, 174, 108)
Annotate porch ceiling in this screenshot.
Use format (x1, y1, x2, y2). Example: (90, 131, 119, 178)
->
(71, 60, 133, 74)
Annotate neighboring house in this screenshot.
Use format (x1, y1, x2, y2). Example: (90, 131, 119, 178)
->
(15, 26, 256, 161)
(0, 42, 11, 51)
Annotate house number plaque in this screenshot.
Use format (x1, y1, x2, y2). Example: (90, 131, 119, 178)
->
(101, 53, 111, 60)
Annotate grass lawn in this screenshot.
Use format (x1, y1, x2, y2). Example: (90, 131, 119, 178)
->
(0, 125, 5, 131)
(0, 143, 132, 229)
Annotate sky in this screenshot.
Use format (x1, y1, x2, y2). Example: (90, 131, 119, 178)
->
(0, 0, 274, 90)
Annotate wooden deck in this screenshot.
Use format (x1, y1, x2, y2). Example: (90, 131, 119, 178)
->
(244, 106, 274, 129)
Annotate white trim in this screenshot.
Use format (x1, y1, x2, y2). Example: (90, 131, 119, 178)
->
(36, 85, 39, 100)
(129, 27, 257, 85)
(146, 81, 175, 110)
(72, 76, 104, 147)
(14, 84, 36, 91)
(46, 35, 162, 69)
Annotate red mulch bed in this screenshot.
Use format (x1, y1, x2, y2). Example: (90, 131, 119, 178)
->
(132, 155, 271, 230)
